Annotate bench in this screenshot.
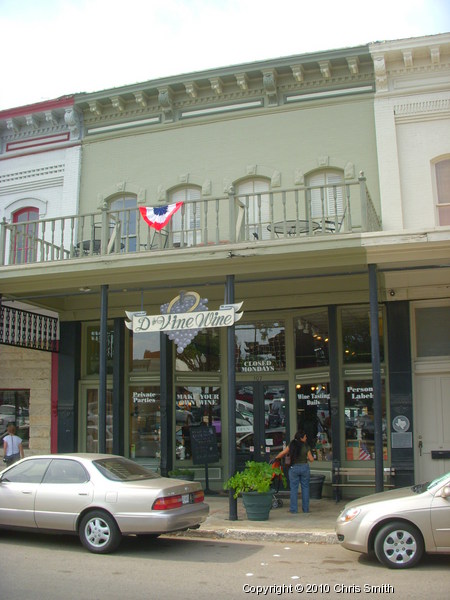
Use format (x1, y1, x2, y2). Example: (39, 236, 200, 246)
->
(332, 465, 395, 502)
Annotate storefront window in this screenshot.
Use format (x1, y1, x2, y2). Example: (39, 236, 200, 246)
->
(85, 324, 114, 375)
(130, 386, 160, 459)
(295, 310, 329, 369)
(175, 386, 221, 460)
(86, 389, 113, 453)
(0, 390, 30, 449)
(235, 321, 285, 372)
(175, 329, 220, 372)
(130, 331, 161, 372)
(295, 383, 332, 461)
(341, 306, 384, 364)
(344, 380, 387, 462)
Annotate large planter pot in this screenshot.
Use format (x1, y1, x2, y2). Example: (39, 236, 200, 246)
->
(309, 474, 325, 499)
(242, 491, 274, 521)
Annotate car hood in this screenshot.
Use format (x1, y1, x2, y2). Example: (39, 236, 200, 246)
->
(341, 485, 426, 511)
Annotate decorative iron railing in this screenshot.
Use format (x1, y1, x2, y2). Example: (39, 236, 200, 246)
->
(0, 304, 59, 352)
(0, 173, 379, 266)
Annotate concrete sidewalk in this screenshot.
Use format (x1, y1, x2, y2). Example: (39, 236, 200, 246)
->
(177, 493, 345, 544)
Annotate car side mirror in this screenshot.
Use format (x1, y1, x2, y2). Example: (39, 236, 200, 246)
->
(441, 485, 450, 498)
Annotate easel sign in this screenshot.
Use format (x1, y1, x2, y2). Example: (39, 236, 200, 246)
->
(190, 425, 219, 494)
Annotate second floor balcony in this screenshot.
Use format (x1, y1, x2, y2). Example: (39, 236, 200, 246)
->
(1, 174, 380, 267)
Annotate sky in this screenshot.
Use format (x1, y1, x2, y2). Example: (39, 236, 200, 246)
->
(1, 0, 449, 111)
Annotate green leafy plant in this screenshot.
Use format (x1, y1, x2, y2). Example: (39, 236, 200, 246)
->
(224, 460, 286, 499)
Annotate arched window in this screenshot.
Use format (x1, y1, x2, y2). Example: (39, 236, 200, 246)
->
(168, 186, 201, 246)
(109, 195, 137, 252)
(235, 178, 270, 240)
(435, 159, 450, 226)
(12, 207, 39, 264)
(307, 170, 345, 230)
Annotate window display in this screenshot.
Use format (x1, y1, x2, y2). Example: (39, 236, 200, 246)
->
(341, 306, 384, 364)
(296, 383, 332, 461)
(175, 386, 221, 460)
(295, 310, 329, 369)
(344, 380, 387, 461)
(129, 386, 161, 458)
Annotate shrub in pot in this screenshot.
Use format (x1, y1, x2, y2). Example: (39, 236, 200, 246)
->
(224, 460, 286, 521)
(168, 468, 195, 481)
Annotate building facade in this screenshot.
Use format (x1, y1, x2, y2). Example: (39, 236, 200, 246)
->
(0, 34, 449, 494)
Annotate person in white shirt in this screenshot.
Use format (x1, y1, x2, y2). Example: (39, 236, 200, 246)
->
(3, 423, 24, 465)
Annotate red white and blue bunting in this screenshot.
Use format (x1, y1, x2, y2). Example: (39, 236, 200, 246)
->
(139, 202, 183, 230)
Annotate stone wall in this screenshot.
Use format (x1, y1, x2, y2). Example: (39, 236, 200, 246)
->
(0, 345, 52, 455)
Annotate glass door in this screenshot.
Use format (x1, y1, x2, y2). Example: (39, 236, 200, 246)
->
(236, 381, 288, 468)
(80, 386, 113, 453)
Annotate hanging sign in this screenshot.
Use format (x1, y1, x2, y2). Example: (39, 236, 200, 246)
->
(125, 290, 243, 353)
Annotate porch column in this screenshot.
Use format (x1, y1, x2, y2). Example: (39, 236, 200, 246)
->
(226, 274, 238, 520)
(368, 264, 384, 492)
(98, 284, 109, 453)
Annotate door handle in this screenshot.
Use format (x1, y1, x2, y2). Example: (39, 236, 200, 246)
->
(418, 439, 423, 456)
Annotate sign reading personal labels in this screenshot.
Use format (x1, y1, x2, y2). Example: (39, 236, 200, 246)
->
(126, 303, 243, 334)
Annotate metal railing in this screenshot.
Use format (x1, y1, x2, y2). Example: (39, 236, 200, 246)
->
(0, 174, 379, 267)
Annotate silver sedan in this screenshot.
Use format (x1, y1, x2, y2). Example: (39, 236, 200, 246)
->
(0, 453, 209, 553)
(336, 471, 450, 568)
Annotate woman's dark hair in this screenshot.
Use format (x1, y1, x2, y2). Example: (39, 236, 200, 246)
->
(288, 430, 307, 463)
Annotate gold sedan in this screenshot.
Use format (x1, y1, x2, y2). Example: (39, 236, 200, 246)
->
(336, 471, 450, 568)
(0, 454, 208, 553)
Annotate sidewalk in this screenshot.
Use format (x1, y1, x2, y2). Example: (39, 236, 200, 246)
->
(177, 493, 345, 544)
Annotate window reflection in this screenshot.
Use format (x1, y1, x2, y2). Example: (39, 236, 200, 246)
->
(130, 331, 161, 373)
(130, 387, 160, 458)
(86, 389, 113, 453)
(175, 329, 220, 372)
(235, 321, 285, 372)
(341, 306, 384, 364)
(296, 383, 332, 462)
(344, 380, 387, 461)
(85, 325, 114, 375)
(295, 310, 329, 369)
(175, 386, 221, 460)
(0, 390, 30, 448)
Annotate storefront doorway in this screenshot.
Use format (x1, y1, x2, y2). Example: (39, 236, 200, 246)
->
(235, 381, 289, 467)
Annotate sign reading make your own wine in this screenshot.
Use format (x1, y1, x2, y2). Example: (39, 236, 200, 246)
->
(125, 290, 243, 353)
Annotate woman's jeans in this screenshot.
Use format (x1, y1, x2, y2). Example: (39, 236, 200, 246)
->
(288, 463, 310, 513)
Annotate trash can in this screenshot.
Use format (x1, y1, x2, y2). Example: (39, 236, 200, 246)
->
(309, 474, 325, 499)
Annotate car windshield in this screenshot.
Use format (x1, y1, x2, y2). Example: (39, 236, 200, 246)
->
(426, 471, 450, 491)
(411, 471, 450, 493)
(93, 457, 160, 481)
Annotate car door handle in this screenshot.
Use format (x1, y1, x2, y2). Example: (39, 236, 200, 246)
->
(78, 492, 89, 496)
(22, 490, 33, 494)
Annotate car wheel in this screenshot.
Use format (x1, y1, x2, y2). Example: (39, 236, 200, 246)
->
(79, 510, 122, 554)
(374, 521, 424, 569)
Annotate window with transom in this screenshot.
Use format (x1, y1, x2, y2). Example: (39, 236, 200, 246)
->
(12, 207, 39, 264)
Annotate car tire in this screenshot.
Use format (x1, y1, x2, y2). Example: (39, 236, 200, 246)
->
(79, 510, 122, 554)
(374, 521, 424, 569)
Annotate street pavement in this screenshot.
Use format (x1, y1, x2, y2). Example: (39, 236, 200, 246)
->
(176, 492, 344, 544)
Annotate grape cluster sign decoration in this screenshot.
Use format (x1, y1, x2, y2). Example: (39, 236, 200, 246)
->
(125, 290, 243, 354)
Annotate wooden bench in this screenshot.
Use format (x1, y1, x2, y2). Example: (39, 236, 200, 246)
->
(332, 466, 396, 502)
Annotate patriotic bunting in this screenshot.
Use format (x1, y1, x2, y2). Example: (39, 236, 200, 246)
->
(139, 202, 183, 231)
(359, 444, 372, 461)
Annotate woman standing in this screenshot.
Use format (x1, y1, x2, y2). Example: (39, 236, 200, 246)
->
(276, 430, 314, 513)
(3, 423, 24, 465)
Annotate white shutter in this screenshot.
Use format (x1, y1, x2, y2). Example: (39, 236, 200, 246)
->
(236, 178, 270, 240)
(170, 187, 201, 245)
(309, 171, 344, 219)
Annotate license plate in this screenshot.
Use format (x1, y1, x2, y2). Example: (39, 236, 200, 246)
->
(182, 494, 190, 504)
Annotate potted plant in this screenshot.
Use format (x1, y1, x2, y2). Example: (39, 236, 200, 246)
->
(224, 460, 286, 521)
(168, 468, 195, 481)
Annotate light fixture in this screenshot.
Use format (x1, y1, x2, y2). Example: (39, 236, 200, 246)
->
(79, 287, 91, 293)
(389, 289, 395, 297)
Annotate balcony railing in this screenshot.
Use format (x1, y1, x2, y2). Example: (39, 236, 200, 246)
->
(0, 173, 380, 267)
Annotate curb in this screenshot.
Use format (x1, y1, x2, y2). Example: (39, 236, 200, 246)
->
(173, 528, 339, 544)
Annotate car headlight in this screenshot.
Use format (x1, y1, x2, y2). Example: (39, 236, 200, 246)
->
(338, 507, 361, 523)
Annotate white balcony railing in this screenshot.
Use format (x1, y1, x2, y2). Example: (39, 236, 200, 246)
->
(0, 174, 379, 267)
